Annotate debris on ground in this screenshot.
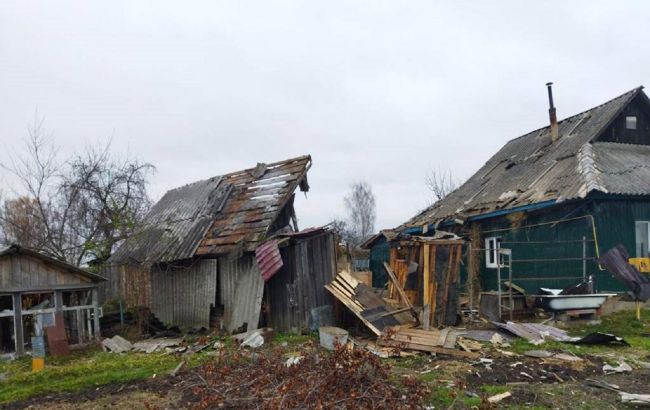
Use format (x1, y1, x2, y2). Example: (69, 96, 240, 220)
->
(318, 326, 349, 350)
(603, 361, 633, 374)
(187, 344, 429, 409)
(554, 353, 583, 362)
(284, 355, 303, 367)
(492, 321, 577, 343)
(325, 270, 416, 335)
(487, 391, 512, 403)
(170, 360, 186, 376)
(567, 332, 629, 346)
(456, 337, 482, 352)
(133, 338, 183, 354)
(233, 327, 274, 348)
(586, 378, 650, 405)
(620, 392, 650, 404)
(101, 335, 133, 353)
(524, 350, 553, 358)
(377, 326, 480, 359)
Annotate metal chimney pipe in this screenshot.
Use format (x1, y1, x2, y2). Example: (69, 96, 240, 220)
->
(546, 82, 559, 142)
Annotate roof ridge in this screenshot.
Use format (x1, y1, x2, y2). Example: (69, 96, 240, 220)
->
(159, 155, 311, 196)
(506, 86, 643, 144)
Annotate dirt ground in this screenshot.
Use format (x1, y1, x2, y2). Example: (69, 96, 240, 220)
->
(8, 353, 650, 409)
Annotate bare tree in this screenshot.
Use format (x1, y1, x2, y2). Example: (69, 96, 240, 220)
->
(342, 181, 376, 246)
(0, 115, 154, 266)
(425, 166, 460, 203)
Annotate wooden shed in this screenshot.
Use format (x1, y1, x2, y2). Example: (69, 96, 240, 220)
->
(387, 232, 464, 327)
(0, 244, 106, 356)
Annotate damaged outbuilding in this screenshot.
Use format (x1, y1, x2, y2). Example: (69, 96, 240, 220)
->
(102, 155, 338, 333)
(0, 244, 106, 356)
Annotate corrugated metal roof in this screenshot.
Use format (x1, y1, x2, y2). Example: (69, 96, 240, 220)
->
(255, 239, 283, 282)
(403, 87, 647, 227)
(109, 155, 311, 264)
(109, 176, 230, 264)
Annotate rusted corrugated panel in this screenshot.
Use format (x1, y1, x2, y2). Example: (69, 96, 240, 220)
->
(402, 87, 643, 227)
(219, 254, 264, 332)
(149, 259, 217, 329)
(255, 240, 283, 282)
(196, 155, 311, 256)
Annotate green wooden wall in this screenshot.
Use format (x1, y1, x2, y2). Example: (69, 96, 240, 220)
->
(368, 237, 389, 288)
(472, 197, 650, 293)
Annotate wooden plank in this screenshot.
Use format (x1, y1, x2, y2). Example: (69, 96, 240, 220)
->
(377, 339, 479, 359)
(325, 285, 381, 335)
(383, 262, 416, 318)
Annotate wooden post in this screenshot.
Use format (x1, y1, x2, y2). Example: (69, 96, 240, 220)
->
(13, 293, 24, 355)
(92, 289, 101, 339)
(423, 244, 430, 306)
(636, 301, 642, 321)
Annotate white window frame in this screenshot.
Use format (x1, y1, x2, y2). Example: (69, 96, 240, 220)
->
(636, 221, 650, 258)
(485, 237, 503, 269)
(625, 115, 637, 130)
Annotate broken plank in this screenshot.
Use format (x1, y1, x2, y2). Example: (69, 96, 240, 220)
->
(377, 338, 479, 359)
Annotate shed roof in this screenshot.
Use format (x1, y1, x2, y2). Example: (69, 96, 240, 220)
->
(109, 155, 311, 264)
(404, 87, 650, 228)
(0, 244, 106, 282)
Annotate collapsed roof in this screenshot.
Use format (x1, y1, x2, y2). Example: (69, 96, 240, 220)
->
(109, 155, 311, 264)
(404, 87, 650, 228)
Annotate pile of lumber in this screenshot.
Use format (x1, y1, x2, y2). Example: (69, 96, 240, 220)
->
(325, 271, 416, 335)
(377, 326, 479, 359)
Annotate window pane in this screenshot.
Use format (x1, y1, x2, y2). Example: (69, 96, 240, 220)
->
(626, 116, 637, 130)
(636, 222, 649, 257)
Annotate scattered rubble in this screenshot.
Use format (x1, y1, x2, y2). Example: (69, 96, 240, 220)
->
(133, 338, 182, 354)
(603, 361, 632, 374)
(101, 335, 133, 353)
(487, 391, 512, 404)
(318, 326, 349, 350)
(188, 344, 429, 409)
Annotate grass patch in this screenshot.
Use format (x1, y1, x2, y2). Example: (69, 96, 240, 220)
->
(0, 346, 213, 404)
(273, 332, 317, 345)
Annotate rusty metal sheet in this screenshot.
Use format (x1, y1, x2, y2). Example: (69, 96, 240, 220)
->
(255, 240, 283, 282)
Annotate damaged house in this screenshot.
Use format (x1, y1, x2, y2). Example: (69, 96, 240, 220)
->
(400, 85, 650, 299)
(102, 155, 338, 333)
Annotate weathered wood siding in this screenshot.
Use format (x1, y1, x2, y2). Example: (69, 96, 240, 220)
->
(267, 231, 337, 332)
(0, 254, 92, 291)
(150, 259, 217, 329)
(98, 264, 151, 307)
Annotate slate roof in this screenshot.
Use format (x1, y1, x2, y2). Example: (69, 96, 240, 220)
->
(404, 87, 650, 227)
(109, 155, 311, 264)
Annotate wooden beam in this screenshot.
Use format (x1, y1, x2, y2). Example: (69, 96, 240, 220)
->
(382, 262, 418, 324)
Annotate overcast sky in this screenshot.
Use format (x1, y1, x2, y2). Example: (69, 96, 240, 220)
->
(1, 1, 648, 230)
